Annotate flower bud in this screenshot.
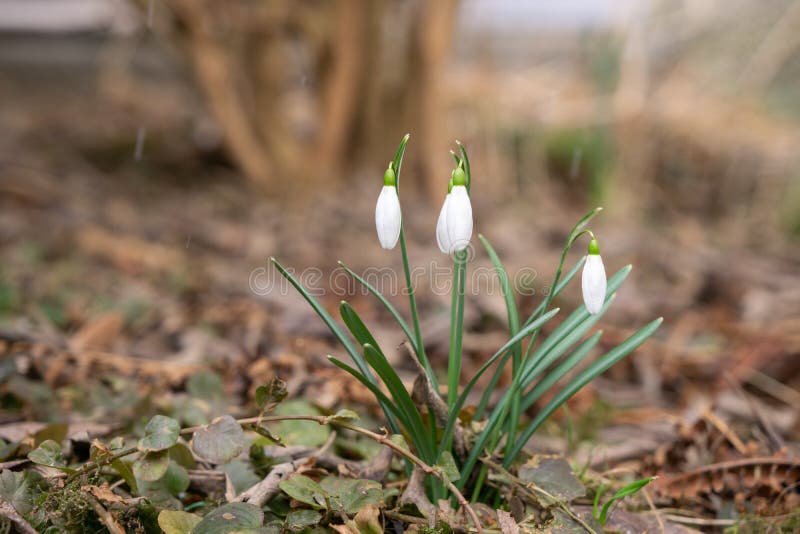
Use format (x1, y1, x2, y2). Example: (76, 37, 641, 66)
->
(581, 238, 607, 314)
(445, 184, 472, 253)
(436, 192, 452, 253)
(375, 168, 401, 250)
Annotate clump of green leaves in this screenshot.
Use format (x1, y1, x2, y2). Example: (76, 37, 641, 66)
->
(272, 134, 662, 504)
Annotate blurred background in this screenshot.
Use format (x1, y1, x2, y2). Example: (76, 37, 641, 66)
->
(1, 0, 799, 507)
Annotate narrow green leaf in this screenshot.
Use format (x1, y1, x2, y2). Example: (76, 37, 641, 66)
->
(520, 263, 632, 385)
(520, 293, 616, 390)
(478, 235, 520, 353)
(521, 257, 586, 328)
(327, 356, 411, 433)
(271, 258, 366, 376)
(521, 331, 603, 412)
(506, 318, 663, 463)
(339, 301, 379, 344)
(438, 308, 560, 462)
(338, 302, 423, 447)
(599, 477, 657, 525)
(363, 344, 435, 463)
(479, 234, 522, 456)
(338, 262, 416, 353)
(271, 257, 399, 434)
(475, 256, 586, 420)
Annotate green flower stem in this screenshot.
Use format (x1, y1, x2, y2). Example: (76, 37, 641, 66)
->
(474, 257, 586, 420)
(521, 209, 602, 364)
(399, 230, 437, 391)
(447, 249, 467, 408)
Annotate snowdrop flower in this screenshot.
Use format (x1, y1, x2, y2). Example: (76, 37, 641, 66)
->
(437, 167, 472, 253)
(436, 180, 453, 253)
(581, 237, 607, 314)
(375, 167, 401, 250)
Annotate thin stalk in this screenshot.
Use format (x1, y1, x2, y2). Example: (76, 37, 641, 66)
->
(399, 230, 437, 390)
(522, 208, 602, 363)
(447, 249, 467, 408)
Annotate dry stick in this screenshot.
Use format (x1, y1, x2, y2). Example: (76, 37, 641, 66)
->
(65, 446, 139, 484)
(0, 496, 37, 534)
(480, 457, 597, 534)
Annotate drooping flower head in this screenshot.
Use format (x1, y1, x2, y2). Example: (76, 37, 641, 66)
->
(436, 177, 454, 253)
(437, 166, 472, 254)
(375, 166, 401, 250)
(581, 237, 607, 314)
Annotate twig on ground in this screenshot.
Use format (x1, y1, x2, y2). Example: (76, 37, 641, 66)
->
(234, 459, 307, 506)
(0, 496, 38, 534)
(65, 446, 139, 484)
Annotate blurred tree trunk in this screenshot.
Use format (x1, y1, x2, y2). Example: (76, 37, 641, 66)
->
(156, 0, 458, 198)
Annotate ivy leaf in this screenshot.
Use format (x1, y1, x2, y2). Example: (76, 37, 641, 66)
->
(285, 509, 322, 532)
(326, 409, 359, 423)
(28, 440, 72, 471)
(157, 510, 201, 534)
(279, 474, 327, 509)
(191, 502, 264, 533)
(0, 470, 33, 515)
(139, 415, 181, 452)
(319, 476, 383, 515)
(191, 415, 245, 464)
(133, 450, 170, 482)
(272, 401, 329, 447)
(255, 377, 287, 413)
(518, 455, 585, 505)
(436, 451, 460, 483)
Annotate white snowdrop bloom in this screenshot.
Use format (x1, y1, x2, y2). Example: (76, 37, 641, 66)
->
(375, 168, 401, 250)
(581, 238, 607, 314)
(436, 192, 452, 253)
(442, 167, 472, 253)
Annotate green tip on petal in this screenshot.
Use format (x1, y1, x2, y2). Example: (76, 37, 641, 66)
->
(452, 166, 466, 186)
(588, 238, 600, 255)
(383, 167, 396, 186)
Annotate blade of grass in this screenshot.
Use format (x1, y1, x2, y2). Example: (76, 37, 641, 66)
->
(598, 477, 657, 525)
(519, 265, 631, 386)
(327, 356, 409, 430)
(436, 308, 560, 462)
(363, 344, 436, 462)
(505, 317, 663, 465)
(521, 207, 603, 361)
(519, 293, 617, 390)
(474, 260, 621, 420)
(337, 262, 417, 352)
(478, 235, 523, 459)
(521, 331, 603, 412)
(271, 257, 399, 434)
(338, 302, 433, 459)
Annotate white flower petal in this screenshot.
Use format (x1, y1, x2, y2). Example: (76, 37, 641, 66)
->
(581, 254, 607, 314)
(436, 193, 452, 254)
(445, 185, 472, 253)
(375, 185, 401, 249)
